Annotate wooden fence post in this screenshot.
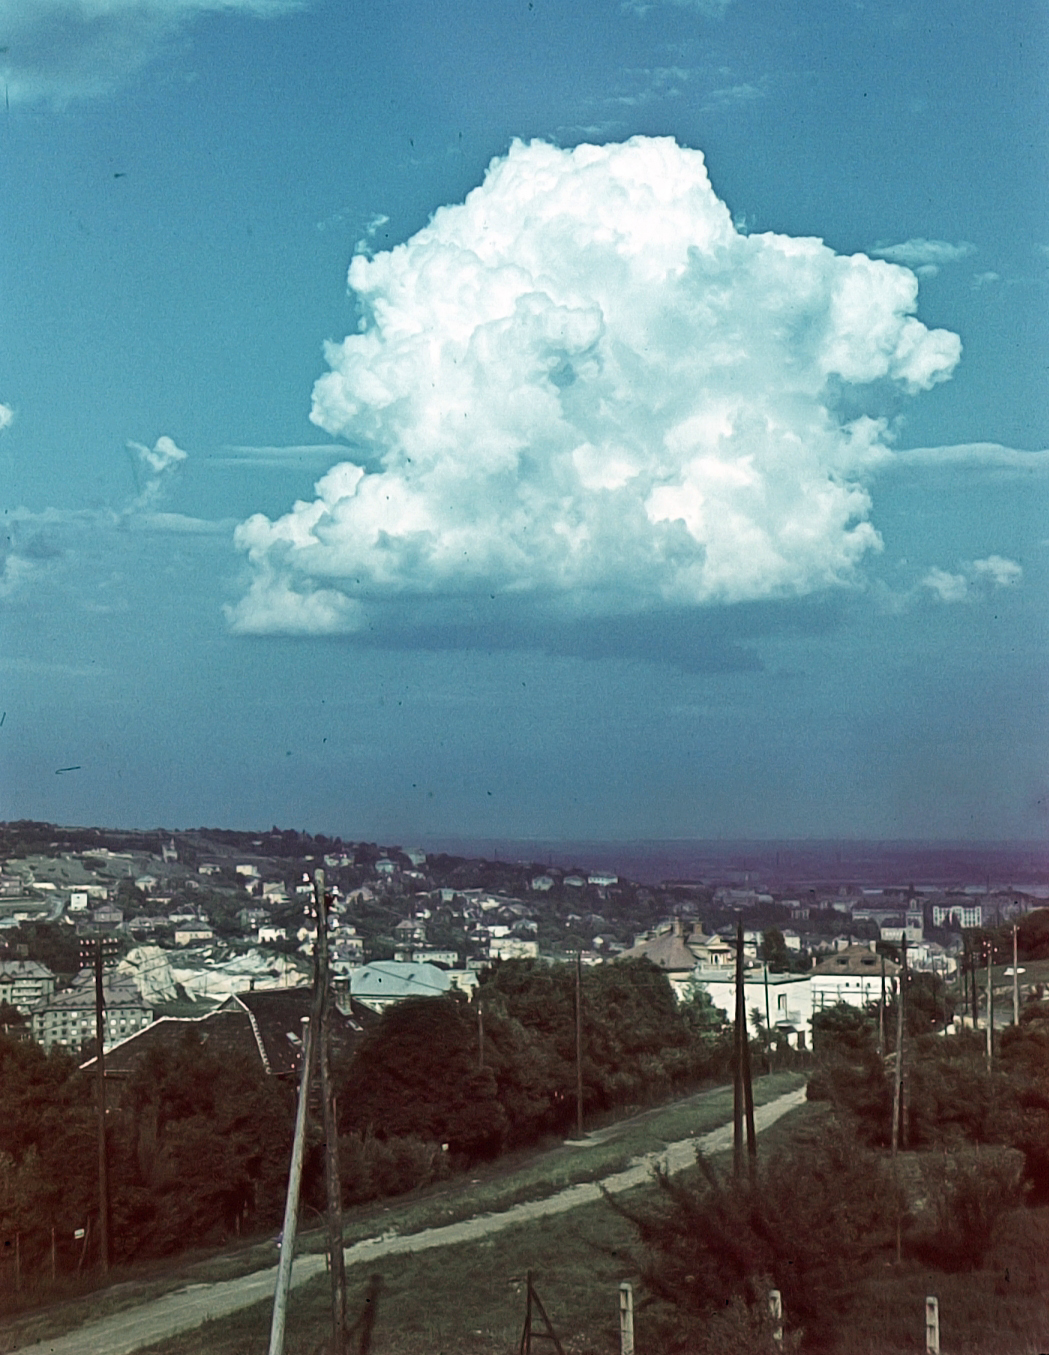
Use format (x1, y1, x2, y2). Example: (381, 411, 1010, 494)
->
(768, 1288, 783, 1346)
(925, 1296, 940, 1354)
(619, 1282, 634, 1355)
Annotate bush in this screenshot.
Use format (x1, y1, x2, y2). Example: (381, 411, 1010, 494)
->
(908, 1150, 1024, 1271)
(610, 1116, 901, 1350)
(338, 1132, 451, 1206)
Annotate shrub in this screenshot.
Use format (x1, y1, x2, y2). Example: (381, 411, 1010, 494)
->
(610, 1116, 901, 1350)
(338, 1132, 450, 1206)
(908, 1150, 1024, 1271)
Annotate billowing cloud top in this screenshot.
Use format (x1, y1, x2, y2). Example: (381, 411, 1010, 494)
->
(0, 0, 302, 103)
(0, 403, 14, 431)
(229, 137, 962, 636)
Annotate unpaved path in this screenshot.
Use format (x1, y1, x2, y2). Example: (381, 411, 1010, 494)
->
(18, 1086, 807, 1355)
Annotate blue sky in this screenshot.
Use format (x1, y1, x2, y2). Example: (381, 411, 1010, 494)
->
(1, 0, 1046, 843)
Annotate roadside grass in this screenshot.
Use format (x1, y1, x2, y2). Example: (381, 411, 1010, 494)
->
(0, 1075, 800, 1352)
(14, 1091, 1043, 1355)
(135, 1202, 640, 1355)
(834, 1207, 1049, 1355)
(125, 1099, 831, 1355)
(296, 1070, 807, 1252)
(136, 1097, 1049, 1355)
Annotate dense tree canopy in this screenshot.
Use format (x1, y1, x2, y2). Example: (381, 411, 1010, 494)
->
(336, 958, 731, 1168)
(0, 1029, 295, 1274)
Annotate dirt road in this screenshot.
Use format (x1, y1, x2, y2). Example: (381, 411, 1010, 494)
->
(17, 1085, 807, 1355)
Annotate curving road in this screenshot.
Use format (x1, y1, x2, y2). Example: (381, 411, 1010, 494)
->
(16, 1085, 807, 1355)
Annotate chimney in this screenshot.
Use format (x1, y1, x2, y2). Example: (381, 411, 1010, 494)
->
(673, 917, 683, 938)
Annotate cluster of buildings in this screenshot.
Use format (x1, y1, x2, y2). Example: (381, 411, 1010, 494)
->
(608, 917, 907, 1050)
(2, 835, 1046, 1063)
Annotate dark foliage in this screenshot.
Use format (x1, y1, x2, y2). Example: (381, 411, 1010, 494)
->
(0, 1028, 295, 1271)
(611, 1118, 900, 1351)
(336, 960, 731, 1174)
(907, 1151, 1024, 1271)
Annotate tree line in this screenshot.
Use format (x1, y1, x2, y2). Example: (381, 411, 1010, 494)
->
(0, 958, 741, 1279)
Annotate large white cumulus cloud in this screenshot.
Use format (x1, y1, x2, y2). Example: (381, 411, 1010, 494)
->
(229, 137, 961, 635)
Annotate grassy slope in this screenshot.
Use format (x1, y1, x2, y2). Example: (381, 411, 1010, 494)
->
(0, 1074, 803, 1352)
(138, 1098, 1049, 1355)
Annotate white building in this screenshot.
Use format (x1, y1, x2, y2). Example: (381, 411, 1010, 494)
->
(811, 944, 899, 1011)
(31, 972, 153, 1052)
(692, 968, 813, 1048)
(0, 960, 57, 1013)
(489, 937, 540, 961)
(932, 903, 984, 929)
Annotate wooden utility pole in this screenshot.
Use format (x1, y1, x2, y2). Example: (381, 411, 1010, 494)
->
(575, 952, 584, 1139)
(739, 924, 757, 1163)
(763, 962, 772, 1073)
(985, 940, 993, 1071)
(878, 953, 886, 1055)
(733, 920, 745, 1177)
(891, 939, 906, 1157)
(1013, 924, 1020, 1026)
(268, 1015, 316, 1355)
(478, 1001, 485, 1070)
(80, 937, 115, 1277)
(315, 870, 346, 1355)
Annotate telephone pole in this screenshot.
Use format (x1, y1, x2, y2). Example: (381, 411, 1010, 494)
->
(891, 938, 906, 1157)
(878, 953, 886, 1056)
(314, 870, 346, 1355)
(268, 1017, 315, 1355)
(985, 939, 993, 1071)
(733, 920, 745, 1176)
(1012, 924, 1020, 1026)
(575, 951, 584, 1139)
(80, 936, 117, 1276)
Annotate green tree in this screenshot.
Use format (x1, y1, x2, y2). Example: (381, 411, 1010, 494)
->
(611, 1117, 901, 1351)
(338, 997, 508, 1160)
(111, 1029, 295, 1256)
(759, 928, 791, 972)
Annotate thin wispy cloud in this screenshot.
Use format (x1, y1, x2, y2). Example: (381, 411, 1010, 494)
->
(870, 238, 977, 278)
(229, 136, 961, 638)
(921, 555, 1022, 604)
(622, 0, 734, 17)
(1, 436, 227, 603)
(0, 0, 304, 104)
(887, 443, 1049, 471)
(0, 402, 14, 431)
(703, 80, 764, 110)
(612, 65, 694, 106)
(209, 443, 349, 468)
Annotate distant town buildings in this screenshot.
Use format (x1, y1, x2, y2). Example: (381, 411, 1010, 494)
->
(811, 943, 899, 1011)
(0, 959, 56, 1012)
(932, 902, 984, 929)
(31, 971, 153, 1052)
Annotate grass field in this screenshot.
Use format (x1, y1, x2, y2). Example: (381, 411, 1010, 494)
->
(0, 1074, 803, 1353)
(134, 1100, 1049, 1355)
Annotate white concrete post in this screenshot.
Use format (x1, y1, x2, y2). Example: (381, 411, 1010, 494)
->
(768, 1289, 783, 1346)
(925, 1296, 940, 1354)
(619, 1282, 634, 1355)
